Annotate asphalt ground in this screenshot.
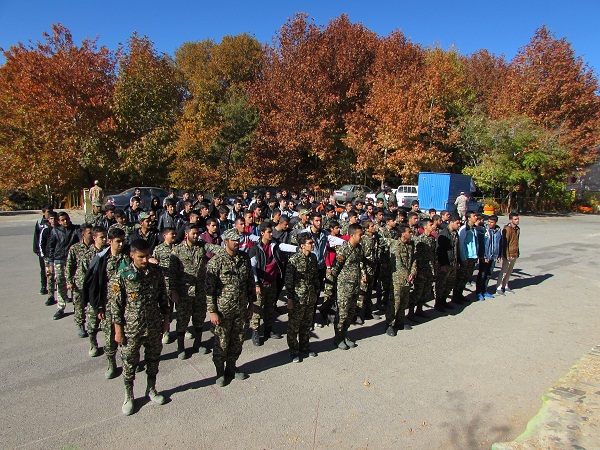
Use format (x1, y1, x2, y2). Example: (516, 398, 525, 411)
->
(1, 210, 599, 449)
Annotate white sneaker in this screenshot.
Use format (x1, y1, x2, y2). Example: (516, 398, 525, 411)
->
(185, 331, 194, 340)
(504, 287, 515, 294)
(496, 288, 505, 296)
(162, 331, 170, 344)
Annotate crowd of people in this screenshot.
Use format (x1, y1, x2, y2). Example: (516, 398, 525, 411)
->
(32, 186, 521, 416)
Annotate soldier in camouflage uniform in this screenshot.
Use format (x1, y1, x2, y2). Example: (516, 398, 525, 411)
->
(85, 200, 104, 226)
(407, 211, 421, 238)
(409, 218, 436, 319)
(170, 224, 221, 360)
(331, 224, 365, 350)
(285, 232, 320, 362)
(375, 214, 398, 310)
(340, 210, 358, 236)
(206, 229, 256, 386)
(87, 227, 131, 378)
(434, 214, 461, 312)
(290, 209, 310, 244)
(356, 220, 379, 322)
(152, 227, 176, 345)
(66, 224, 95, 338)
(111, 239, 170, 415)
(384, 224, 417, 336)
(110, 209, 134, 241)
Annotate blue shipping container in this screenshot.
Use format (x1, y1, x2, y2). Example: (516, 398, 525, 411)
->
(417, 172, 476, 212)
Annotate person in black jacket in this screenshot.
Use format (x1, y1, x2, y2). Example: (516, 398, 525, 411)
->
(248, 221, 297, 346)
(49, 212, 80, 320)
(434, 214, 461, 312)
(33, 205, 53, 295)
(39, 211, 58, 305)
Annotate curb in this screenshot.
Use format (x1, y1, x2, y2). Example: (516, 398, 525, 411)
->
(493, 344, 600, 449)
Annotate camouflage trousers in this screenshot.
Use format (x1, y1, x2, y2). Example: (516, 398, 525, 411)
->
(53, 261, 69, 311)
(453, 258, 477, 299)
(72, 288, 85, 327)
(212, 311, 247, 365)
(103, 312, 118, 357)
(319, 271, 336, 318)
(358, 275, 374, 310)
(121, 329, 162, 382)
(250, 283, 277, 330)
(287, 296, 317, 354)
(44, 258, 55, 298)
(435, 265, 457, 304)
(411, 275, 435, 307)
(376, 262, 391, 304)
(386, 284, 410, 328)
(175, 295, 207, 334)
(334, 281, 360, 338)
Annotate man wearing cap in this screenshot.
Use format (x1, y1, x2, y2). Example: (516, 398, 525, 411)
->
(206, 228, 256, 386)
(129, 212, 160, 254)
(89, 180, 103, 204)
(86, 200, 104, 227)
(376, 186, 397, 210)
(290, 208, 311, 243)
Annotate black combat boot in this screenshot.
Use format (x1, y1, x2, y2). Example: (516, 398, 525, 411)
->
(122, 380, 134, 415)
(177, 334, 187, 360)
(193, 327, 209, 354)
(264, 325, 282, 339)
(251, 328, 261, 346)
(146, 376, 166, 405)
(215, 363, 226, 387)
(226, 361, 248, 380)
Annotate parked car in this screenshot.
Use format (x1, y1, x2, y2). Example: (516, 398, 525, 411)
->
(367, 185, 418, 208)
(332, 185, 373, 204)
(104, 187, 171, 210)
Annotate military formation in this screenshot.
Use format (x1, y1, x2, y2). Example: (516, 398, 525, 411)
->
(32, 188, 521, 415)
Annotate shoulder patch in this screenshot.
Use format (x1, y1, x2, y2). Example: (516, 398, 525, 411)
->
(337, 254, 344, 262)
(113, 284, 119, 294)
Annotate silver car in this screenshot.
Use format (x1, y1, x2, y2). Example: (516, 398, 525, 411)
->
(332, 184, 373, 204)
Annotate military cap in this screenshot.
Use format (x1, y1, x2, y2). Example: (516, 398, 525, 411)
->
(299, 208, 310, 215)
(138, 212, 150, 221)
(222, 228, 241, 241)
(92, 200, 102, 207)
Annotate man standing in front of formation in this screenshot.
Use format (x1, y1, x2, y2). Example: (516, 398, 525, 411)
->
(111, 239, 170, 416)
(496, 213, 521, 295)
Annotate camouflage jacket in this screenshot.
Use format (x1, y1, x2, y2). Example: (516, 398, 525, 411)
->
(361, 233, 378, 277)
(386, 238, 417, 287)
(331, 241, 364, 288)
(66, 241, 93, 290)
(110, 262, 170, 335)
(285, 251, 320, 304)
(152, 242, 173, 292)
(414, 233, 437, 278)
(109, 223, 134, 242)
(84, 211, 103, 227)
(379, 226, 399, 241)
(205, 248, 256, 316)
(169, 241, 220, 297)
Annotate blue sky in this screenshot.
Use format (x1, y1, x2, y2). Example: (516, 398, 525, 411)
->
(1, 0, 599, 73)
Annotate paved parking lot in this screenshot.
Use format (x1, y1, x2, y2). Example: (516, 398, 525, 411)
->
(1, 211, 599, 449)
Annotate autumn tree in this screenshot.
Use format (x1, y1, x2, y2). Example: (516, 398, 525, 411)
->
(0, 24, 116, 198)
(346, 33, 470, 184)
(249, 13, 378, 188)
(171, 33, 262, 191)
(113, 34, 185, 187)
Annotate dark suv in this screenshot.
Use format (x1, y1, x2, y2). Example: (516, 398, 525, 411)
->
(104, 187, 170, 210)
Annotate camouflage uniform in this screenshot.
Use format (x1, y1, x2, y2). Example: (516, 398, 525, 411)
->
(66, 241, 93, 328)
(285, 251, 320, 354)
(169, 241, 219, 337)
(359, 233, 377, 312)
(95, 253, 131, 360)
(290, 221, 309, 244)
(54, 261, 69, 311)
(206, 248, 256, 365)
(109, 223, 134, 242)
(331, 241, 364, 344)
(152, 242, 173, 293)
(109, 262, 170, 382)
(376, 227, 397, 306)
(85, 211, 104, 227)
(385, 239, 417, 329)
(82, 246, 102, 336)
(411, 233, 436, 307)
(435, 228, 459, 305)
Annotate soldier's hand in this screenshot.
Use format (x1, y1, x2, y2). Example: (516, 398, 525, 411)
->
(287, 298, 294, 311)
(407, 274, 415, 283)
(210, 312, 221, 326)
(246, 305, 253, 319)
(255, 286, 261, 295)
(98, 312, 105, 320)
(66, 284, 72, 291)
(48, 265, 54, 274)
(148, 257, 158, 265)
(115, 327, 124, 345)
(440, 265, 448, 273)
